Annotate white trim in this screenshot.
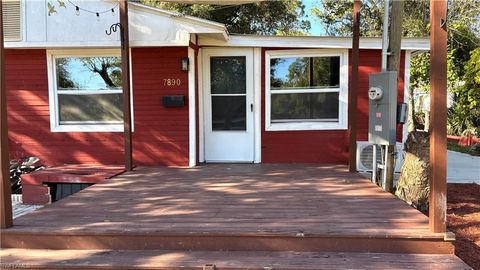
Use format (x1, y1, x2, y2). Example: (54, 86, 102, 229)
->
(265, 49, 349, 131)
(57, 89, 122, 95)
(47, 49, 134, 133)
(270, 88, 340, 94)
(253, 47, 262, 163)
(402, 50, 411, 144)
(198, 49, 205, 163)
(21, 0, 26, 42)
(199, 35, 430, 51)
(188, 46, 197, 167)
(5, 40, 189, 49)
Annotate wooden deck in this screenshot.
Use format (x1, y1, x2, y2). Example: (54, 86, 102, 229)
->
(1, 164, 472, 269)
(2, 164, 453, 253)
(0, 249, 470, 270)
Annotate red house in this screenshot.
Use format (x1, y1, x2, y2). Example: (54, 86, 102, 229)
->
(1, 1, 469, 268)
(4, 1, 428, 168)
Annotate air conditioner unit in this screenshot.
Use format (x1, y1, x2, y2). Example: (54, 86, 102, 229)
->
(356, 141, 404, 173)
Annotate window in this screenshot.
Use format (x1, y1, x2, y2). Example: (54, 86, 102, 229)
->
(210, 56, 247, 131)
(48, 50, 126, 132)
(266, 50, 348, 131)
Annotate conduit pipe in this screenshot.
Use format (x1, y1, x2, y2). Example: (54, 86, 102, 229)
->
(381, 0, 390, 71)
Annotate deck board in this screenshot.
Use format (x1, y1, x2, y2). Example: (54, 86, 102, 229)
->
(0, 249, 471, 270)
(7, 164, 440, 238)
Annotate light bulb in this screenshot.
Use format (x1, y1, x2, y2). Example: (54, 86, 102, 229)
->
(75, 6, 80, 16)
(111, 8, 115, 16)
(96, 13, 100, 21)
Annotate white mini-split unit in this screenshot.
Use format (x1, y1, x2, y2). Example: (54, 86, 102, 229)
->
(356, 141, 405, 173)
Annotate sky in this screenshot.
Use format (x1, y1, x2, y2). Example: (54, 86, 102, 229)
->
(301, 0, 325, 36)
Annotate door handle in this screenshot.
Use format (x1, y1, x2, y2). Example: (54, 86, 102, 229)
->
(250, 103, 253, 112)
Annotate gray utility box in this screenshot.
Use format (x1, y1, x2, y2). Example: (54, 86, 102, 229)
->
(368, 71, 398, 145)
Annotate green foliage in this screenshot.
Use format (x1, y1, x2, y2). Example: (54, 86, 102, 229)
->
(139, 0, 310, 35)
(409, 53, 430, 93)
(448, 48, 480, 135)
(410, 50, 460, 93)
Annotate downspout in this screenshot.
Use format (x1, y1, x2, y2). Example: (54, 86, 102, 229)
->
(381, 0, 390, 71)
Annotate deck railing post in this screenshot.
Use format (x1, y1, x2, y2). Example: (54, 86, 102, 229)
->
(348, 0, 360, 172)
(120, 0, 133, 171)
(429, 0, 447, 233)
(0, 1, 13, 229)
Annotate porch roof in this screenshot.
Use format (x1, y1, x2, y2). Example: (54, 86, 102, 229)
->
(5, 1, 429, 51)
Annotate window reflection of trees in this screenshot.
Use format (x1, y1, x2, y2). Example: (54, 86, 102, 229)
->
(57, 57, 122, 90)
(55, 56, 123, 124)
(211, 56, 246, 94)
(210, 56, 247, 130)
(270, 56, 340, 89)
(270, 56, 341, 122)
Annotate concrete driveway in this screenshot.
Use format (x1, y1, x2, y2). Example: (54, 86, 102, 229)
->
(448, 150, 480, 184)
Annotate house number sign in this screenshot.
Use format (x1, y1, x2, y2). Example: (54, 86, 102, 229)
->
(163, 78, 182, 87)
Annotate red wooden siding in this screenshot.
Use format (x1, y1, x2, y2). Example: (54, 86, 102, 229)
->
(6, 48, 190, 166)
(261, 48, 406, 164)
(6, 49, 125, 165)
(131, 47, 189, 166)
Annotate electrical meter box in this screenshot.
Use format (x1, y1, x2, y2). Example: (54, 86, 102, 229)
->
(368, 71, 398, 145)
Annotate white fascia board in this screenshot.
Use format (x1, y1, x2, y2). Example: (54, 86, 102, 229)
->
(4, 41, 189, 49)
(198, 35, 430, 51)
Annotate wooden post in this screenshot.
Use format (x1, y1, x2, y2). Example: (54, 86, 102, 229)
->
(120, 0, 133, 171)
(385, 0, 404, 193)
(0, 1, 13, 229)
(348, 0, 360, 172)
(429, 0, 447, 233)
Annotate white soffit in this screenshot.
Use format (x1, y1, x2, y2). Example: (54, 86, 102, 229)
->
(198, 35, 430, 50)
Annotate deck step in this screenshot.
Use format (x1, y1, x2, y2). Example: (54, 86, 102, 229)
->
(0, 249, 471, 270)
(0, 231, 454, 254)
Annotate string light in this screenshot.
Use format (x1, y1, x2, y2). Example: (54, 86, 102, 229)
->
(66, 0, 119, 20)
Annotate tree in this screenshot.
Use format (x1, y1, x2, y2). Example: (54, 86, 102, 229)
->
(139, 0, 311, 35)
(312, 0, 429, 37)
(448, 48, 480, 135)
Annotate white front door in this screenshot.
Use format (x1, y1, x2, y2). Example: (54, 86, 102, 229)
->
(203, 48, 254, 162)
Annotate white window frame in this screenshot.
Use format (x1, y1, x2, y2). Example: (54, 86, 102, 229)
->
(47, 49, 132, 132)
(265, 49, 349, 131)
